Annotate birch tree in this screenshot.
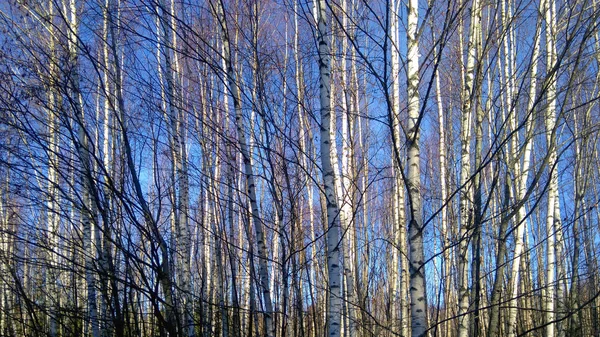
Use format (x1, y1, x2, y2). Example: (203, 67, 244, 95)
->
(211, 1, 275, 336)
(0, 1, 599, 337)
(458, 0, 481, 335)
(544, 0, 559, 335)
(405, 0, 428, 335)
(316, 0, 342, 336)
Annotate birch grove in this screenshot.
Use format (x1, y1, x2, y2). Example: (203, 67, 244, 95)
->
(0, 0, 600, 337)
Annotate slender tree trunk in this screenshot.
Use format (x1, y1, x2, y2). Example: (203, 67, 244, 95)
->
(45, 3, 60, 334)
(212, 2, 275, 336)
(544, 0, 558, 334)
(406, 0, 427, 335)
(434, 30, 452, 337)
(316, 1, 342, 336)
(389, 0, 400, 332)
(389, 2, 410, 335)
(166, 0, 194, 333)
(458, 0, 481, 335)
(64, 1, 102, 335)
(505, 8, 542, 336)
(339, 2, 358, 336)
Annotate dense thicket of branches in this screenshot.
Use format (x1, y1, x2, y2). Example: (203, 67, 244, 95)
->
(0, 0, 599, 336)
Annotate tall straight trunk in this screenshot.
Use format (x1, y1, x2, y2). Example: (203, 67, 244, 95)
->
(340, 1, 357, 335)
(152, 4, 182, 335)
(45, 3, 60, 334)
(457, 0, 480, 335)
(359, 71, 371, 337)
(100, 2, 124, 335)
(106, 3, 178, 334)
(582, 14, 600, 335)
(211, 2, 275, 336)
(544, 0, 558, 335)
(293, 4, 321, 335)
(325, 23, 342, 335)
(471, 8, 492, 337)
(406, 0, 427, 335)
(165, 0, 194, 334)
(328, 24, 345, 334)
(316, 0, 342, 336)
(505, 7, 542, 337)
(251, 5, 289, 334)
(389, 0, 400, 330)
(348, 40, 364, 334)
(434, 29, 452, 337)
(389, 2, 410, 335)
(328, 14, 344, 281)
(487, 25, 513, 333)
(471, 46, 483, 337)
(63, 1, 101, 336)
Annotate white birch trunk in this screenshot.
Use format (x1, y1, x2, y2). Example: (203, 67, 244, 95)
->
(168, 1, 194, 333)
(316, 1, 342, 336)
(434, 35, 452, 337)
(340, 1, 357, 335)
(458, 0, 481, 335)
(544, 0, 558, 334)
(406, 0, 427, 335)
(506, 7, 542, 336)
(212, 2, 275, 336)
(389, 1, 401, 332)
(46, 3, 60, 334)
(389, 3, 410, 335)
(64, 1, 101, 335)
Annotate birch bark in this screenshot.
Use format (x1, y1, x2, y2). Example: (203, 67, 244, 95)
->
(458, 0, 481, 335)
(406, 0, 428, 335)
(505, 6, 542, 336)
(544, 0, 558, 334)
(316, 0, 342, 336)
(212, 1, 275, 336)
(64, 1, 101, 335)
(45, 3, 60, 334)
(340, 1, 357, 335)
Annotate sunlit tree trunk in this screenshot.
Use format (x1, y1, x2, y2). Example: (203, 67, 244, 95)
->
(340, 1, 357, 335)
(470, 24, 484, 337)
(293, 3, 321, 335)
(433, 27, 452, 337)
(100, 2, 125, 335)
(505, 6, 542, 337)
(45, 3, 60, 335)
(168, 0, 193, 333)
(316, 0, 342, 336)
(63, 1, 101, 335)
(389, 0, 400, 331)
(389, 2, 410, 335)
(544, 0, 558, 335)
(151, 3, 181, 334)
(458, 0, 480, 335)
(406, 0, 427, 335)
(212, 1, 275, 336)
